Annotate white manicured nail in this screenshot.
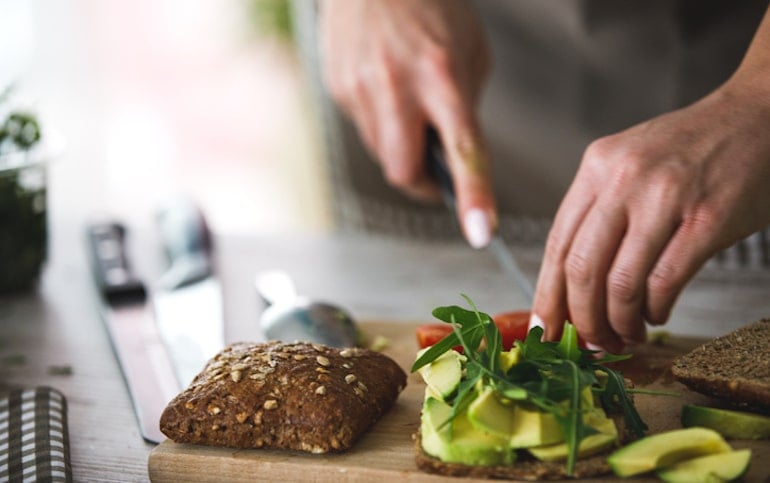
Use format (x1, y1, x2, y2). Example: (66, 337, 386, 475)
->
(463, 209, 492, 249)
(586, 342, 604, 352)
(528, 313, 544, 332)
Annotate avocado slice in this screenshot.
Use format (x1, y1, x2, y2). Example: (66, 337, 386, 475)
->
(417, 349, 463, 401)
(467, 386, 516, 438)
(498, 346, 521, 373)
(681, 404, 770, 440)
(528, 408, 618, 462)
(656, 449, 751, 483)
(508, 403, 565, 448)
(608, 427, 732, 477)
(421, 396, 515, 466)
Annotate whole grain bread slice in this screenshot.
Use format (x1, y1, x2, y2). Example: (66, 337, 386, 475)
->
(413, 412, 630, 480)
(160, 341, 406, 452)
(671, 318, 770, 414)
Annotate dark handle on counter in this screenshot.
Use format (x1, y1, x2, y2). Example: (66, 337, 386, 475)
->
(86, 222, 147, 305)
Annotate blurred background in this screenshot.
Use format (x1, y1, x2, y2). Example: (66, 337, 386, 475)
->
(1, 0, 331, 241)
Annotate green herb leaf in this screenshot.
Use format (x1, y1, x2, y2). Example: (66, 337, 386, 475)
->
(411, 301, 490, 372)
(597, 367, 648, 438)
(561, 359, 582, 474)
(411, 330, 461, 372)
(557, 322, 580, 362)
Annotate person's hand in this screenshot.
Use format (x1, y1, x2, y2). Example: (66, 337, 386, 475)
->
(320, 0, 496, 247)
(531, 70, 770, 352)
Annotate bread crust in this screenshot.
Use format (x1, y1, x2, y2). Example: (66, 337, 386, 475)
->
(672, 318, 770, 414)
(160, 341, 406, 452)
(413, 408, 630, 480)
(414, 435, 612, 480)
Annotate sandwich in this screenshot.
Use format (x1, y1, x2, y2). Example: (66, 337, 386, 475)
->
(411, 297, 645, 479)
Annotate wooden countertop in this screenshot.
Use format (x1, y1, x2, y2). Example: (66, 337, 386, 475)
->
(2, 223, 770, 481)
(148, 321, 770, 482)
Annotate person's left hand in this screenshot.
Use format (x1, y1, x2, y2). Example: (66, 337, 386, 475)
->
(531, 79, 770, 352)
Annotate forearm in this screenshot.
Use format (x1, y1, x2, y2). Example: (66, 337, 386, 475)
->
(728, 7, 770, 99)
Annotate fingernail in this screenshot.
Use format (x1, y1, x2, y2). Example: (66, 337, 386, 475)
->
(463, 208, 492, 249)
(528, 313, 544, 332)
(586, 342, 604, 352)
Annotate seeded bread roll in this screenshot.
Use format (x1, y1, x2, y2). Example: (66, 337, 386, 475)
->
(159, 341, 407, 452)
(672, 318, 770, 414)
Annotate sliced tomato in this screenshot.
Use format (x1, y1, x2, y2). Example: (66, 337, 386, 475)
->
(417, 311, 587, 353)
(492, 310, 531, 350)
(415, 324, 463, 352)
(417, 313, 531, 352)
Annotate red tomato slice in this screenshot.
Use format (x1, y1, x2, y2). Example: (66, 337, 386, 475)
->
(503, 310, 588, 349)
(415, 324, 453, 349)
(417, 313, 532, 352)
(492, 310, 531, 350)
(415, 324, 464, 352)
(417, 311, 587, 353)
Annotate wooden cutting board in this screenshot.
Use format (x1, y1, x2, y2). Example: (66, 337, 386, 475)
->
(148, 322, 770, 482)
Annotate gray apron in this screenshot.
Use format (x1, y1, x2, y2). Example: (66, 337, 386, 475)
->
(293, 0, 768, 245)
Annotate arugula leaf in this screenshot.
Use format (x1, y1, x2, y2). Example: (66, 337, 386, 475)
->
(557, 323, 580, 362)
(411, 330, 462, 372)
(559, 359, 582, 474)
(431, 304, 485, 326)
(597, 367, 648, 438)
(446, 363, 482, 431)
(484, 316, 502, 375)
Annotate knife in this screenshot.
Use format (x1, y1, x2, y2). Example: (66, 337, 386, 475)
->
(152, 199, 225, 389)
(425, 128, 535, 301)
(87, 223, 179, 443)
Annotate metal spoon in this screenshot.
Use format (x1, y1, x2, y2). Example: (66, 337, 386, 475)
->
(256, 270, 359, 348)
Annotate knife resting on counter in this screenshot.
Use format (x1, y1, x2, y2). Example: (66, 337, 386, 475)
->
(86, 201, 225, 443)
(87, 222, 179, 443)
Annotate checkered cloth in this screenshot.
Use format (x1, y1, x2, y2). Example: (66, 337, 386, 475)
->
(0, 387, 72, 482)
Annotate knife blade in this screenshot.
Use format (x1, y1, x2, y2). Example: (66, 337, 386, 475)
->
(425, 128, 534, 302)
(152, 199, 225, 389)
(87, 222, 179, 443)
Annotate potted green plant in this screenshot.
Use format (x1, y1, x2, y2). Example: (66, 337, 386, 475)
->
(0, 86, 47, 293)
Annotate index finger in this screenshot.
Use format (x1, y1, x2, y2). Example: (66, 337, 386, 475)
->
(421, 79, 496, 249)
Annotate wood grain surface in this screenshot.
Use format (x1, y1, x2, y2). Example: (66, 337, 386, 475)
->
(148, 321, 770, 482)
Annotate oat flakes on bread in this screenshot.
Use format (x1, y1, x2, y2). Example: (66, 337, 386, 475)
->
(671, 318, 770, 414)
(159, 341, 407, 452)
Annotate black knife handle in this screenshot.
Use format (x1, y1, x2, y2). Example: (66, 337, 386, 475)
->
(425, 127, 458, 217)
(86, 222, 147, 305)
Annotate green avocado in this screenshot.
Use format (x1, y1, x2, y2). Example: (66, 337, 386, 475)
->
(681, 404, 770, 440)
(656, 449, 752, 483)
(421, 396, 515, 466)
(466, 386, 516, 438)
(498, 346, 521, 373)
(508, 402, 565, 448)
(608, 427, 732, 478)
(528, 408, 618, 462)
(417, 349, 463, 401)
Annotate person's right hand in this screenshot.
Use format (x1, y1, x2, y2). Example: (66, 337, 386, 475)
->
(320, 0, 497, 248)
